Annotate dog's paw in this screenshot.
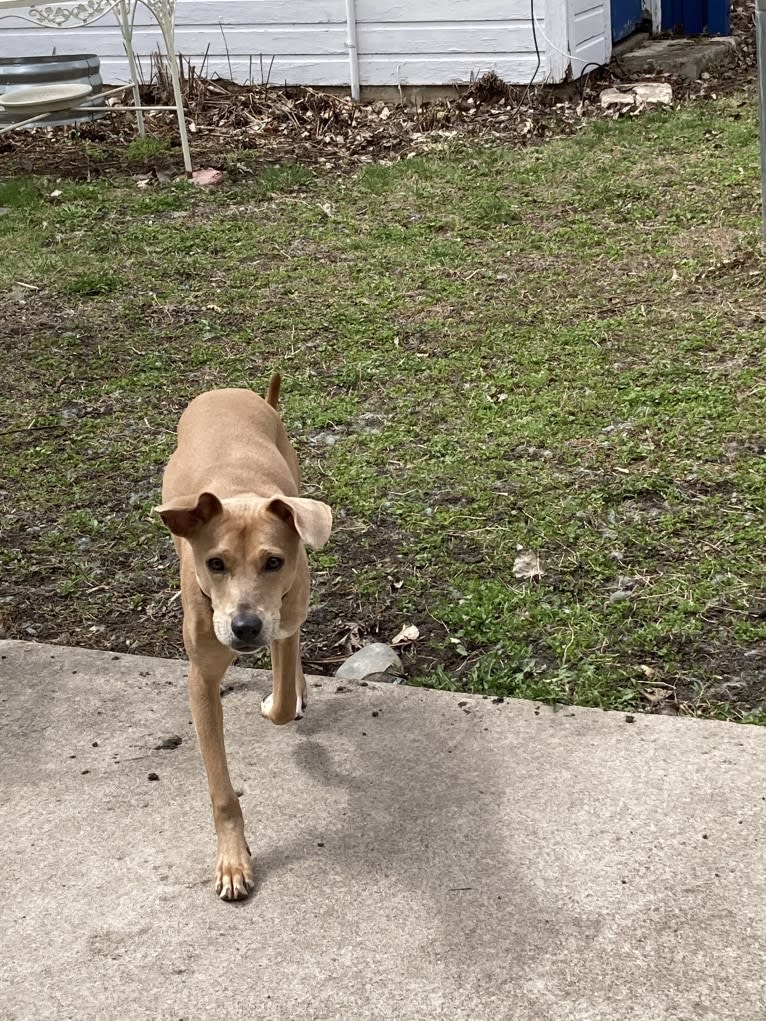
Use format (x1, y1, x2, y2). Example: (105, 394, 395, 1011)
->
(215, 846, 254, 901)
(261, 692, 305, 724)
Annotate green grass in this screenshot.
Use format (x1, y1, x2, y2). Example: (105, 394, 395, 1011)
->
(124, 136, 172, 161)
(0, 177, 44, 209)
(1, 94, 764, 720)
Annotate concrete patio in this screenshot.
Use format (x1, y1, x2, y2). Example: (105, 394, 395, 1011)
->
(1, 638, 764, 1020)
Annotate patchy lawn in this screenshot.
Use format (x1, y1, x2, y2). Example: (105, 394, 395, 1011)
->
(1, 91, 764, 721)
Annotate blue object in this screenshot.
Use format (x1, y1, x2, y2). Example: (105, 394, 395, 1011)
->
(660, 0, 729, 34)
(611, 0, 644, 41)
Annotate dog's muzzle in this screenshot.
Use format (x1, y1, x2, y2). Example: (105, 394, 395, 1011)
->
(230, 612, 264, 652)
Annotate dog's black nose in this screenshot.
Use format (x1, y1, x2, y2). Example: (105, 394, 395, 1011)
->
(231, 614, 263, 644)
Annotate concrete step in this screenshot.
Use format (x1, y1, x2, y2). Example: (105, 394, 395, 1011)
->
(614, 35, 737, 80)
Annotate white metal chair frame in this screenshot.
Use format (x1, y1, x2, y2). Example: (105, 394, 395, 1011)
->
(0, 0, 192, 174)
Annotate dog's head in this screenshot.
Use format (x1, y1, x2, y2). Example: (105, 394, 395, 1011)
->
(155, 492, 332, 652)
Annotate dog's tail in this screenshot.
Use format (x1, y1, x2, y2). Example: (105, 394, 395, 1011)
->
(266, 373, 281, 409)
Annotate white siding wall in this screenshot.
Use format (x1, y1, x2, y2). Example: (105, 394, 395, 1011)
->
(567, 0, 611, 77)
(353, 0, 549, 87)
(0, 1, 350, 85)
(0, 0, 608, 87)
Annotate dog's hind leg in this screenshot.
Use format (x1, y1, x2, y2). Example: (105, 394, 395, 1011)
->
(186, 634, 254, 900)
(261, 630, 305, 724)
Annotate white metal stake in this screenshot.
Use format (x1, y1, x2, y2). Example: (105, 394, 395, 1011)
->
(344, 0, 361, 101)
(757, 0, 766, 254)
(118, 0, 146, 138)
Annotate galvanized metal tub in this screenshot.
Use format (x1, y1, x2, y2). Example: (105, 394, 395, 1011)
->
(0, 54, 106, 127)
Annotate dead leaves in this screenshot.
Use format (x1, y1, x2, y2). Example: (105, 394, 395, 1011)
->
(333, 622, 364, 654)
(4, 71, 610, 179)
(636, 664, 677, 711)
(391, 624, 420, 647)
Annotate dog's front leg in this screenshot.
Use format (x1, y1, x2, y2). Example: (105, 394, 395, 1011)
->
(188, 650, 254, 900)
(261, 630, 305, 725)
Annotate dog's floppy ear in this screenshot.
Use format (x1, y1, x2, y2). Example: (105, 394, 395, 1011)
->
(154, 492, 223, 538)
(266, 497, 332, 549)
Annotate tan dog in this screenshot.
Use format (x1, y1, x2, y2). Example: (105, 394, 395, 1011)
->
(155, 375, 332, 900)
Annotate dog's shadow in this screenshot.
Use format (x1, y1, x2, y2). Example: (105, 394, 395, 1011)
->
(254, 687, 505, 873)
(240, 684, 577, 994)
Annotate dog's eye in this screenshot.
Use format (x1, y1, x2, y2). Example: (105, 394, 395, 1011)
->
(207, 557, 226, 573)
(264, 556, 284, 572)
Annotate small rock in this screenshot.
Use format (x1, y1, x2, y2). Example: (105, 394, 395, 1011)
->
(363, 671, 404, 685)
(609, 590, 633, 604)
(717, 681, 747, 699)
(154, 734, 183, 750)
(600, 83, 673, 108)
(312, 432, 338, 447)
(147, 772, 160, 781)
(617, 576, 641, 591)
(336, 643, 403, 681)
(634, 84, 674, 106)
(353, 412, 387, 434)
(59, 402, 85, 420)
(191, 167, 224, 187)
